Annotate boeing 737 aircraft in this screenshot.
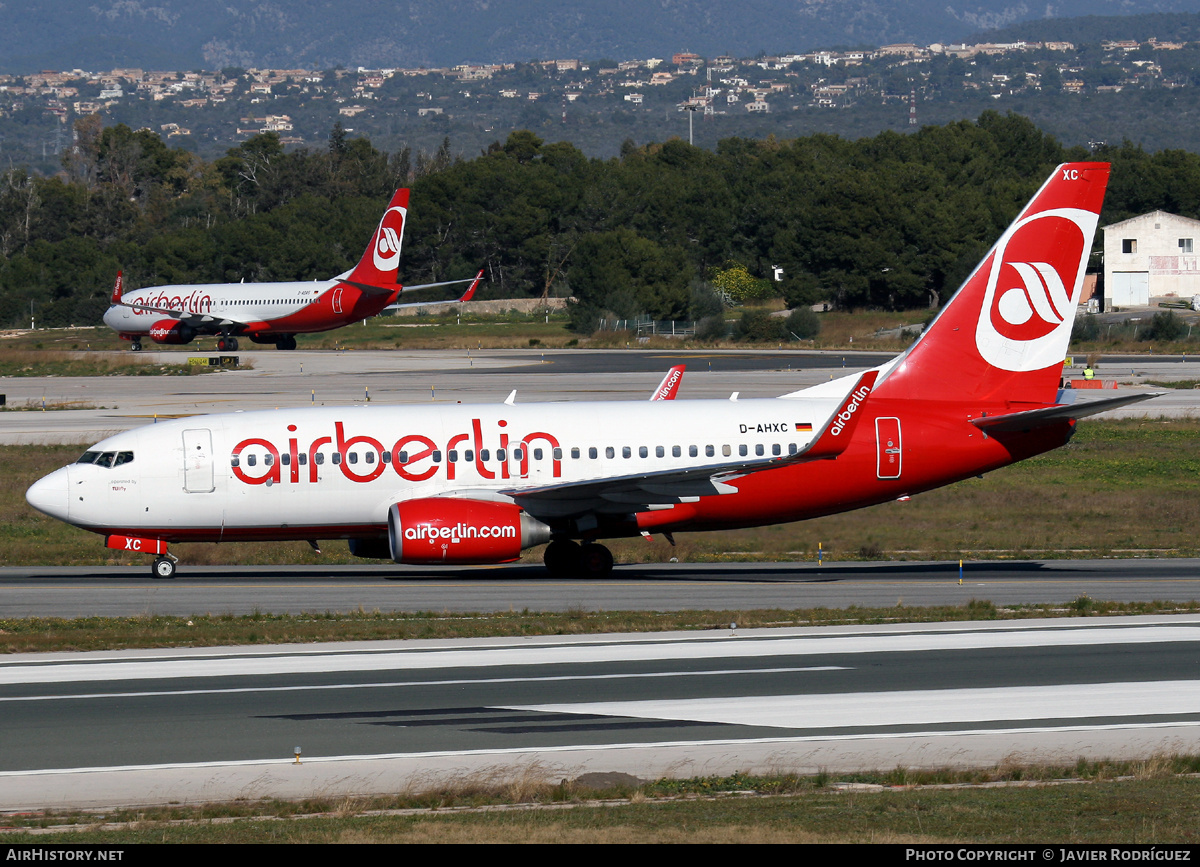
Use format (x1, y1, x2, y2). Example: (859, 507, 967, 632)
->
(103, 189, 483, 351)
(29, 163, 1155, 579)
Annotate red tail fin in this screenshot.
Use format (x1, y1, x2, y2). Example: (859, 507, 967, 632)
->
(111, 271, 123, 305)
(875, 163, 1110, 406)
(346, 189, 409, 287)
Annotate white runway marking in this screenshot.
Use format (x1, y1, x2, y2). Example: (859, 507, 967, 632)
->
(508, 680, 1200, 730)
(1, 623, 1196, 685)
(0, 666, 844, 702)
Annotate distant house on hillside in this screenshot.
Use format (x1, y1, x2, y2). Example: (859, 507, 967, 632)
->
(1102, 210, 1200, 308)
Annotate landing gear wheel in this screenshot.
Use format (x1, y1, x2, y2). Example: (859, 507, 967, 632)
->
(152, 557, 176, 579)
(276, 335, 297, 350)
(130, 341, 142, 352)
(217, 337, 239, 352)
(543, 539, 581, 577)
(579, 543, 614, 577)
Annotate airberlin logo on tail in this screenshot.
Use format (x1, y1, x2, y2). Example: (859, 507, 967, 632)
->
(975, 208, 1097, 372)
(372, 206, 406, 272)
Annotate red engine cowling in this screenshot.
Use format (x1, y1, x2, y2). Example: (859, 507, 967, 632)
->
(149, 319, 195, 345)
(387, 498, 550, 565)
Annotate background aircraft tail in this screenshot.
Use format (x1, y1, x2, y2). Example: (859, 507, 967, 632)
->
(873, 163, 1110, 406)
(345, 188, 410, 287)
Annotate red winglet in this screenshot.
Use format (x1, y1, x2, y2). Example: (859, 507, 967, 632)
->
(650, 365, 686, 400)
(803, 370, 878, 459)
(111, 271, 123, 304)
(458, 268, 485, 302)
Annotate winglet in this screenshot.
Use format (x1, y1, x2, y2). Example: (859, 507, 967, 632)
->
(111, 271, 123, 305)
(458, 269, 485, 303)
(802, 370, 878, 460)
(649, 365, 685, 401)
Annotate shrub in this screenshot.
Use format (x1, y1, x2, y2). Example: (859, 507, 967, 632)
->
(785, 307, 821, 340)
(737, 309, 786, 342)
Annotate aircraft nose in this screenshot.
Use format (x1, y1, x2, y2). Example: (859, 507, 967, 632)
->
(26, 467, 70, 522)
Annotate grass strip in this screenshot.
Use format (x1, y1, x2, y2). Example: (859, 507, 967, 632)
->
(2, 598, 1198, 653)
(2, 763, 1198, 842)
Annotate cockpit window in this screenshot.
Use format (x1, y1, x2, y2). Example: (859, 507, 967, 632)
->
(75, 450, 134, 468)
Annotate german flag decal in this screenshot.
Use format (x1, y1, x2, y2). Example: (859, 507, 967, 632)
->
(795, 422, 813, 432)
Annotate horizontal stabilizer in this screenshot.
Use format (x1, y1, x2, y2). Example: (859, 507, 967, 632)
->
(970, 392, 1162, 432)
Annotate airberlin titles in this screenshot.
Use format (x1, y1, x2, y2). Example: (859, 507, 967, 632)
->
(230, 418, 563, 486)
(129, 289, 215, 316)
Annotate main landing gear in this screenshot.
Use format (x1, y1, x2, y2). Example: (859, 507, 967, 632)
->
(217, 336, 239, 352)
(543, 539, 614, 577)
(275, 335, 297, 350)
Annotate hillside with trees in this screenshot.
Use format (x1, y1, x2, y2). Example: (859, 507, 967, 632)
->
(3, 112, 1199, 333)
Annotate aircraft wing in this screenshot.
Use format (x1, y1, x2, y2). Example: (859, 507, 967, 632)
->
(115, 299, 248, 329)
(385, 269, 485, 309)
(504, 371, 877, 516)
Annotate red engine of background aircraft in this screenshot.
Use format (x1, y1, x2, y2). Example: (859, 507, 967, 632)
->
(387, 498, 550, 564)
(148, 319, 195, 345)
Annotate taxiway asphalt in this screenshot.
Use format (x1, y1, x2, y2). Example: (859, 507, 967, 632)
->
(1, 348, 1196, 444)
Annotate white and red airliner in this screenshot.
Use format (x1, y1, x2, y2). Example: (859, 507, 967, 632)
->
(103, 189, 483, 351)
(30, 163, 1153, 578)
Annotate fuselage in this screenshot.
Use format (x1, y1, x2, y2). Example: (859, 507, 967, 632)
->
(26, 387, 1072, 545)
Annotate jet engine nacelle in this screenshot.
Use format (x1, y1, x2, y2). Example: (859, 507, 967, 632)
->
(387, 498, 551, 565)
(148, 319, 195, 345)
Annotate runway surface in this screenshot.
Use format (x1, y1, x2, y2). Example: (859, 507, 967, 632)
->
(3, 559, 1200, 617)
(2, 615, 1197, 810)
